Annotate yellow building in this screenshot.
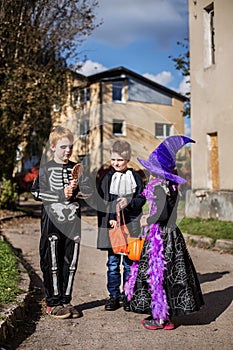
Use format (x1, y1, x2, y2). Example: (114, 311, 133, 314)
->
(56, 66, 187, 177)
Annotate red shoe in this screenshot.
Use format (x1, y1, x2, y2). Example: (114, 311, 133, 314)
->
(163, 320, 175, 330)
(142, 319, 163, 330)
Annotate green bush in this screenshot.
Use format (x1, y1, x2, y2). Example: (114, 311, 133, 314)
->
(0, 178, 18, 209)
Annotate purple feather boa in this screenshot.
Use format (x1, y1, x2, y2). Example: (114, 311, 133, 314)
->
(124, 178, 169, 322)
(124, 261, 139, 300)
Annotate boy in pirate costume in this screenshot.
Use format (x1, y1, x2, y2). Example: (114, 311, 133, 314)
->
(32, 126, 92, 319)
(97, 140, 146, 311)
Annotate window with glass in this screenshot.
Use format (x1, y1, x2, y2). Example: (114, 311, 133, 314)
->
(79, 119, 90, 136)
(113, 119, 125, 136)
(112, 81, 124, 102)
(203, 2, 215, 67)
(83, 87, 90, 102)
(155, 123, 172, 138)
(72, 87, 90, 106)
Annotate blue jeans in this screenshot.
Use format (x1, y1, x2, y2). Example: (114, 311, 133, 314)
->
(106, 250, 132, 298)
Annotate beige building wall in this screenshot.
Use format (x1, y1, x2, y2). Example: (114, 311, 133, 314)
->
(87, 81, 185, 172)
(52, 71, 185, 175)
(189, 0, 233, 191)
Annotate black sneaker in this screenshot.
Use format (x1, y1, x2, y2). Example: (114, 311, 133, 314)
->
(123, 300, 131, 312)
(105, 296, 120, 311)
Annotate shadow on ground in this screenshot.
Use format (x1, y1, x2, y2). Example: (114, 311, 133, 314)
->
(176, 271, 233, 327)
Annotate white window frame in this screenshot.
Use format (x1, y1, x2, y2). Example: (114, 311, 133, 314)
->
(83, 87, 90, 103)
(112, 81, 125, 103)
(112, 119, 126, 136)
(78, 119, 90, 137)
(72, 87, 90, 107)
(155, 123, 172, 139)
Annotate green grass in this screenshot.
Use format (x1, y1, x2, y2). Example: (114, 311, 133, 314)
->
(179, 217, 233, 243)
(20, 192, 34, 200)
(0, 239, 20, 306)
(143, 200, 233, 243)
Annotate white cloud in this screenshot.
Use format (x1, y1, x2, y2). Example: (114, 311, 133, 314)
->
(77, 60, 183, 94)
(143, 71, 173, 86)
(178, 76, 190, 95)
(77, 60, 108, 76)
(93, 0, 188, 47)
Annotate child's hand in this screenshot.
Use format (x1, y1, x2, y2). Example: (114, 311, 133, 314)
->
(117, 197, 127, 210)
(64, 185, 73, 200)
(64, 179, 78, 199)
(69, 179, 78, 190)
(109, 220, 117, 228)
(140, 214, 149, 227)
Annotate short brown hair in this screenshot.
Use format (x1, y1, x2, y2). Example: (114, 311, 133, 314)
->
(49, 126, 74, 146)
(111, 140, 131, 160)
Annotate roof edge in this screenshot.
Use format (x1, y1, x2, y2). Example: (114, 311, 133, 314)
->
(86, 66, 188, 101)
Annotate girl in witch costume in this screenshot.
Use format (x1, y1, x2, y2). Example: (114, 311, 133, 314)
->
(124, 136, 204, 330)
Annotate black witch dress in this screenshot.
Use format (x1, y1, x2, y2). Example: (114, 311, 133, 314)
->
(125, 179, 204, 321)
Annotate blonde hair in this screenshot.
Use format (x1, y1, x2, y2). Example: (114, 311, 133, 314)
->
(49, 126, 74, 146)
(111, 140, 131, 160)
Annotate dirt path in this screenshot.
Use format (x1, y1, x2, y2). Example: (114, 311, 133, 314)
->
(1, 214, 233, 350)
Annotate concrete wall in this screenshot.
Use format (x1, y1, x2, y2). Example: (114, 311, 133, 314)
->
(186, 189, 233, 221)
(187, 0, 233, 220)
(189, 0, 233, 191)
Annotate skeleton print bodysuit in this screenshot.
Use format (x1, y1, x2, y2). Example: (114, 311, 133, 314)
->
(31, 159, 92, 307)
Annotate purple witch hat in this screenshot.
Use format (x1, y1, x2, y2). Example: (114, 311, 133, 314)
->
(137, 135, 195, 184)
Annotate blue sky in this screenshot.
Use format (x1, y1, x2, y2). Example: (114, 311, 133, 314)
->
(76, 0, 190, 134)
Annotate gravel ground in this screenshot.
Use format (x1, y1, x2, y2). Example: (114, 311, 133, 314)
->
(0, 206, 233, 350)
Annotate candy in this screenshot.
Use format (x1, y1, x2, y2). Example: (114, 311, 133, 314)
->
(71, 163, 83, 179)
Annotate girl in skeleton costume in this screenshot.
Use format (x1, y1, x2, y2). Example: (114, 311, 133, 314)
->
(124, 136, 204, 330)
(31, 126, 92, 319)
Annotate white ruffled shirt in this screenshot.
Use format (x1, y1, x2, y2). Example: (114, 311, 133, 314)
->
(109, 170, 137, 196)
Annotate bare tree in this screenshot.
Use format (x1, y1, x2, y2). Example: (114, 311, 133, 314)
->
(0, 0, 99, 179)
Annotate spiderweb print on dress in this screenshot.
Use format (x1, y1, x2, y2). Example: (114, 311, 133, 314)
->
(174, 287, 196, 312)
(136, 242, 150, 282)
(130, 287, 151, 313)
(162, 229, 184, 264)
(164, 231, 196, 286)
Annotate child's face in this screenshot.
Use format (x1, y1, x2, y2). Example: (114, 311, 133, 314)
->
(111, 152, 129, 172)
(51, 137, 73, 164)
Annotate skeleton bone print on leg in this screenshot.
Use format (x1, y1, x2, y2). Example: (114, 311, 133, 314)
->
(49, 234, 59, 296)
(65, 238, 80, 296)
